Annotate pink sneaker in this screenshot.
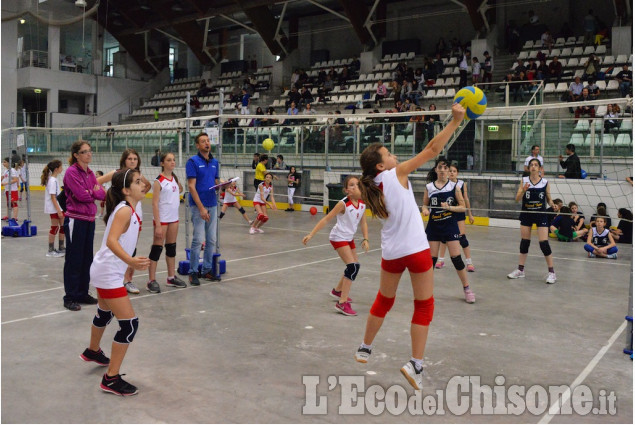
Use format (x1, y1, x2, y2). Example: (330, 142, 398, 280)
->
(330, 289, 352, 302)
(466, 264, 475, 272)
(435, 260, 445, 269)
(464, 287, 476, 304)
(335, 301, 357, 316)
(249, 227, 256, 234)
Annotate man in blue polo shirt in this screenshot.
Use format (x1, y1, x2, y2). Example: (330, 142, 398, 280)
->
(186, 132, 221, 285)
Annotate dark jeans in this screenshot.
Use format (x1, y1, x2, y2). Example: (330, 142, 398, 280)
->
(459, 70, 468, 88)
(63, 217, 95, 303)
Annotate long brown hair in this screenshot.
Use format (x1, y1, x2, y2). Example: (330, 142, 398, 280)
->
(41, 160, 62, 185)
(69, 141, 90, 165)
(359, 143, 388, 219)
(159, 152, 179, 183)
(104, 169, 138, 224)
(119, 148, 141, 170)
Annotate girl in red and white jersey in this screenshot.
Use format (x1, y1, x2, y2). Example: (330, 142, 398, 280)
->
(250, 172, 276, 234)
(80, 168, 151, 396)
(302, 176, 370, 316)
(219, 180, 251, 224)
(355, 103, 465, 391)
(146, 152, 186, 293)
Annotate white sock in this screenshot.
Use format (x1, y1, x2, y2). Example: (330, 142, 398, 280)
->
(410, 357, 423, 371)
(167, 276, 175, 280)
(361, 342, 372, 350)
(465, 258, 472, 265)
(438, 257, 445, 262)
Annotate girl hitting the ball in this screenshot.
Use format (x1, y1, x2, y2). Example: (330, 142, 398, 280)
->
(435, 163, 476, 271)
(355, 103, 466, 391)
(250, 172, 276, 234)
(302, 176, 370, 316)
(422, 158, 475, 303)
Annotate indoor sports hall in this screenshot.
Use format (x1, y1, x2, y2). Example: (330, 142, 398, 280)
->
(1, 0, 632, 423)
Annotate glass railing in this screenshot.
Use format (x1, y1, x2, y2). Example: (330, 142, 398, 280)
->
(18, 50, 49, 69)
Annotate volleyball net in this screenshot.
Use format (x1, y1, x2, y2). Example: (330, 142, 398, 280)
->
(1, 97, 632, 225)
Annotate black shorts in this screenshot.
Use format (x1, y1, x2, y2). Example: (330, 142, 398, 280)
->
(454, 212, 466, 222)
(425, 219, 461, 242)
(519, 212, 549, 228)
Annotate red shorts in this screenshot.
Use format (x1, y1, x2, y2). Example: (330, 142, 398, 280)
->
(330, 240, 356, 250)
(96, 287, 128, 299)
(50, 213, 63, 220)
(224, 202, 236, 207)
(381, 249, 433, 274)
(153, 220, 179, 227)
(253, 201, 266, 206)
(5, 191, 17, 207)
(100, 200, 105, 208)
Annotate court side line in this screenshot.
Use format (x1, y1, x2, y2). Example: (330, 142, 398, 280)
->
(538, 321, 627, 424)
(470, 248, 631, 267)
(1, 248, 380, 325)
(0, 243, 335, 299)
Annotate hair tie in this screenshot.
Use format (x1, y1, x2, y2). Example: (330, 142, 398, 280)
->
(123, 169, 132, 188)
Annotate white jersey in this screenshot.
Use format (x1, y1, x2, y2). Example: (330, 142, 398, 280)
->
(253, 182, 272, 203)
(374, 168, 429, 260)
(2, 168, 18, 192)
(156, 174, 180, 223)
(44, 176, 61, 214)
(223, 187, 238, 204)
(90, 201, 141, 289)
(329, 197, 366, 242)
(524, 154, 544, 166)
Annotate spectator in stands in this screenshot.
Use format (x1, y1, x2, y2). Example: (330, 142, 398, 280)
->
(285, 87, 301, 109)
(590, 203, 612, 228)
(260, 107, 278, 126)
(471, 57, 481, 84)
(436, 37, 447, 55)
(604, 104, 621, 132)
(506, 21, 521, 54)
(252, 153, 260, 169)
(338, 65, 350, 86)
(375, 80, 387, 106)
(328, 67, 338, 82)
(523, 145, 544, 175)
(317, 69, 327, 85)
(616, 64, 632, 98)
(154, 108, 159, 121)
(400, 79, 413, 103)
(611, 208, 633, 244)
(300, 87, 314, 106)
(389, 80, 401, 103)
(566, 76, 584, 103)
(434, 53, 445, 78)
(350, 58, 360, 72)
(514, 58, 527, 76)
(243, 78, 255, 96)
(297, 69, 309, 88)
(240, 89, 250, 115)
(585, 79, 600, 97)
(512, 71, 528, 102)
(541, 29, 554, 51)
(424, 103, 441, 141)
(546, 56, 563, 85)
(275, 155, 288, 170)
(558, 144, 582, 178)
(525, 58, 538, 81)
(252, 106, 264, 127)
(458, 50, 470, 88)
(583, 9, 597, 46)
(582, 54, 600, 82)
(574, 88, 596, 121)
(321, 75, 334, 100)
(302, 103, 316, 116)
(536, 59, 549, 81)
(482, 51, 493, 87)
(290, 69, 300, 89)
(286, 102, 299, 116)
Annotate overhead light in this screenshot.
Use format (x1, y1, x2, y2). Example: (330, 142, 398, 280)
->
(171, 4, 183, 11)
(75, 0, 87, 7)
(19, 18, 26, 24)
(34, 89, 42, 93)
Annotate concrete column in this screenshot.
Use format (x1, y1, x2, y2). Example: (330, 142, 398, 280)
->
(360, 51, 378, 75)
(187, 46, 200, 77)
(47, 88, 59, 116)
(2, 20, 18, 128)
(470, 39, 491, 64)
(91, 21, 102, 75)
(49, 25, 60, 71)
(611, 26, 632, 57)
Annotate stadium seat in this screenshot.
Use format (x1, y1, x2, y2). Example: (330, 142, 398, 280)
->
(595, 45, 607, 55)
(543, 83, 556, 95)
(574, 120, 590, 131)
(445, 88, 456, 98)
(565, 36, 577, 45)
(583, 46, 595, 56)
(620, 120, 632, 132)
(606, 80, 619, 91)
(615, 133, 631, 147)
(571, 47, 584, 56)
(602, 56, 615, 65)
(560, 48, 572, 57)
(555, 37, 566, 46)
(522, 41, 533, 50)
(518, 51, 529, 60)
(569, 133, 584, 146)
(615, 55, 628, 64)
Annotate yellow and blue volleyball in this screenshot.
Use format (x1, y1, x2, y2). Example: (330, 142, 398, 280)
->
(262, 138, 275, 151)
(453, 86, 487, 120)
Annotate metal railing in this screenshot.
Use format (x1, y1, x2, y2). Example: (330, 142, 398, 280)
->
(18, 50, 49, 69)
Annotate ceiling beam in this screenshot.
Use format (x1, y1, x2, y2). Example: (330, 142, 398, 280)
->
(336, 0, 372, 46)
(231, 0, 288, 56)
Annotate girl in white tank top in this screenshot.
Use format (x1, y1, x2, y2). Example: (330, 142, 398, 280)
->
(302, 176, 370, 316)
(355, 103, 465, 391)
(219, 181, 251, 224)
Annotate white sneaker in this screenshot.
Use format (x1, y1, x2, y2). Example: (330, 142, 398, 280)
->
(507, 269, 525, 279)
(46, 250, 57, 257)
(400, 361, 423, 390)
(249, 227, 256, 234)
(124, 282, 140, 294)
(545, 272, 557, 284)
(54, 250, 65, 257)
(255, 228, 264, 233)
(607, 253, 618, 259)
(354, 346, 371, 363)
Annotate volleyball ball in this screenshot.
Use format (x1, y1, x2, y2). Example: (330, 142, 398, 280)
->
(262, 138, 275, 151)
(310, 206, 317, 215)
(453, 86, 487, 120)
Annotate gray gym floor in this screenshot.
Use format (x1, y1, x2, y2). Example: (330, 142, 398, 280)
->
(1, 196, 632, 423)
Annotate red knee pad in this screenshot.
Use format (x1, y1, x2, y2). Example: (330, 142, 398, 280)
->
(11, 201, 17, 208)
(257, 213, 265, 222)
(412, 296, 434, 326)
(59, 226, 65, 235)
(369, 290, 395, 318)
(49, 225, 59, 235)
(261, 215, 269, 223)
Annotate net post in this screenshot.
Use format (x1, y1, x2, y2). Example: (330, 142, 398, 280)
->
(626, 258, 633, 357)
(325, 120, 330, 171)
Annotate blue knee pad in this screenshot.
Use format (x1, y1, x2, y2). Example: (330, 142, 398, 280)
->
(451, 255, 465, 271)
(165, 243, 176, 258)
(149, 244, 163, 261)
(584, 244, 595, 253)
(459, 234, 469, 248)
(608, 246, 618, 254)
(114, 317, 139, 344)
(520, 239, 531, 254)
(539, 240, 552, 256)
(344, 263, 360, 281)
(92, 307, 113, 328)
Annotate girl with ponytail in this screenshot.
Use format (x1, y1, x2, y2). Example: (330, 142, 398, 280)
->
(41, 160, 65, 257)
(355, 103, 465, 391)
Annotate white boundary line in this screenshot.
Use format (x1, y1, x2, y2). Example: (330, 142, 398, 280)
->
(538, 321, 627, 424)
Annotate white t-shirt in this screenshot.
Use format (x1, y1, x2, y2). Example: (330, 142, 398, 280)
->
(155, 174, 180, 223)
(44, 176, 61, 214)
(90, 201, 141, 289)
(472, 62, 481, 76)
(329, 197, 366, 242)
(20, 166, 27, 183)
(373, 168, 429, 260)
(253, 182, 272, 204)
(524, 154, 544, 167)
(2, 168, 18, 192)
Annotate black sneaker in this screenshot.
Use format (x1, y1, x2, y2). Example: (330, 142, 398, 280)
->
(64, 301, 81, 311)
(146, 280, 161, 293)
(100, 373, 138, 396)
(202, 271, 221, 282)
(189, 273, 200, 286)
(166, 276, 187, 288)
(78, 294, 98, 305)
(80, 348, 110, 366)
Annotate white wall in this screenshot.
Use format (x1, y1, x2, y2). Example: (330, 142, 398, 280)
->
(2, 20, 19, 128)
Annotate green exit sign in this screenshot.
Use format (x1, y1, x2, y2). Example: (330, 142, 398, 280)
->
(522, 125, 532, 131)
(488, 125, 499, 131)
